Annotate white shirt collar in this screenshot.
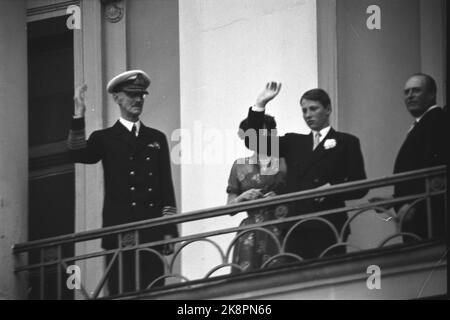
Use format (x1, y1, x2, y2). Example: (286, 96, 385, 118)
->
(311, 126, 331, 143)
(119, 117, 141, 136)
(415, 105, 439, 123)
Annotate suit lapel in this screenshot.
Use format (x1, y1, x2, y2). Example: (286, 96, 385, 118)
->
(297, 133, 314, 175)
(402, 107, 439, 147)
(409, 107, 440, 136)
(298, 128, 337, 178)
(111, 121, 159, 155)
(112, 120, 137, 149)
(136, 124, 150, 151)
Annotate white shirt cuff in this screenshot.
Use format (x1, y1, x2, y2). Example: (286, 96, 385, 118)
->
(251, 105, 265, 112)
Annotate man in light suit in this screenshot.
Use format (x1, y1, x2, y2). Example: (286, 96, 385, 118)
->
(68, 70, 178, 295)
(391, 73, 447, 241)
(246, 83, 367, 259)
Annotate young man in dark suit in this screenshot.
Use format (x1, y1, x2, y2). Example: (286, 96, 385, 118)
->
(391, 73, 447, 241)
(246, 83, 367, 260)
(67, 70, 178, 295)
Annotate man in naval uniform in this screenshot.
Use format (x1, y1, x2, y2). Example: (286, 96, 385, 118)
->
(67, 70, 178, 295)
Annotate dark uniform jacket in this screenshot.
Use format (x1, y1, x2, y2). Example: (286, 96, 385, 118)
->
(68, 118, 178, 249)
(393, 107, 447, 238)
(247, 108, 367, 258)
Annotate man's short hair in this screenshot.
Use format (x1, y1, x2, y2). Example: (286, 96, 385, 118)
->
(300, 88, 331, 109)
(410, 73, 437, 96)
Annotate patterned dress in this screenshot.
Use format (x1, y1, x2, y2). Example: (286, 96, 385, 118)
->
(227, 157, 288, 273)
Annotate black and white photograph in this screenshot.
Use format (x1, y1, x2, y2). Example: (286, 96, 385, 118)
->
(0, 0, 447, 302)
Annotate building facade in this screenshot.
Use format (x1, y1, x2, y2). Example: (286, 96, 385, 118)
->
(0, 0, 446, 299)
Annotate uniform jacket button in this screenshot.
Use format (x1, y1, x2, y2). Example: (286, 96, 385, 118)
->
(130, 171, 135, 176)
(131, 202, 137, 207)
(148, 188, 152, 192)
(146, 157, 151, 161)
(148, 172, 153, 176)
(149, 203, 154, 207)
(130, 186, 135, 191)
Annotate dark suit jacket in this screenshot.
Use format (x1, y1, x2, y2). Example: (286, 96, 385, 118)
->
(393, 107, 447, 238)
(68, 118, 178, 249)
(394, 107, 446, 187)
(247, 108, 367, 239)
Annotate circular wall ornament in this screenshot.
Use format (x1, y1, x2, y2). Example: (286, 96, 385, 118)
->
(102, 0, 124, 23)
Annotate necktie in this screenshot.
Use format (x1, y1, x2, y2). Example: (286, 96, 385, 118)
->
(407, 120, 418, 135)
(313, 131, 321, 150)
(131, 124, 137, 137)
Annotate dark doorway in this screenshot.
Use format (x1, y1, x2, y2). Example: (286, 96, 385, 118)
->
(28, 15, 75, 300)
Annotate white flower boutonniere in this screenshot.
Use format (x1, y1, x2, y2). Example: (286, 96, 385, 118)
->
(323, 139, 337, 150)
(147, 142, 161, 149)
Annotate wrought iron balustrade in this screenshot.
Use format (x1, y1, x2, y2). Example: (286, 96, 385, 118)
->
(12, 166, 446, 299)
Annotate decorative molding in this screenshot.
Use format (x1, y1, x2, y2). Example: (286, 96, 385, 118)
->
(27, 0, 80, 17)
(419, 0, 447, 107)
(316, 0, 339, 130)
(103, 0, 127, 126)
(101, 0, 124, 23)
(74, 0, 106, 300)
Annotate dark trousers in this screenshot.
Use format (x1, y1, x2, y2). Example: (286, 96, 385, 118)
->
(401, 195, 446, 243)
(105, 249, 165, 296)
(284, 201, 349, 260)
(284, 219, 347, 260)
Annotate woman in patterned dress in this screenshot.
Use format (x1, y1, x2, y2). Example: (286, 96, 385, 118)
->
(227, 115, 289, 273)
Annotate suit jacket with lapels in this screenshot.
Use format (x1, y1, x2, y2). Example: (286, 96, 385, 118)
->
(247, 107, 367, 231)
(394, 107, 447, 197)
(68, 117, 178, 249)
(393, 106, 447, 239)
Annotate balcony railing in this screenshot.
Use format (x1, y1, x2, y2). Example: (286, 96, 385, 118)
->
(12, 166, 446, 299)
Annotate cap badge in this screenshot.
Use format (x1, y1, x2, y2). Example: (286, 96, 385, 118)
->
(134, 74, 146, 86)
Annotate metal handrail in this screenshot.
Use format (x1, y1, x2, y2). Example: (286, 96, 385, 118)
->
(12, 165, 446, 299)
(14, 189, 447, 274)
(12, 165, 446, 253)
